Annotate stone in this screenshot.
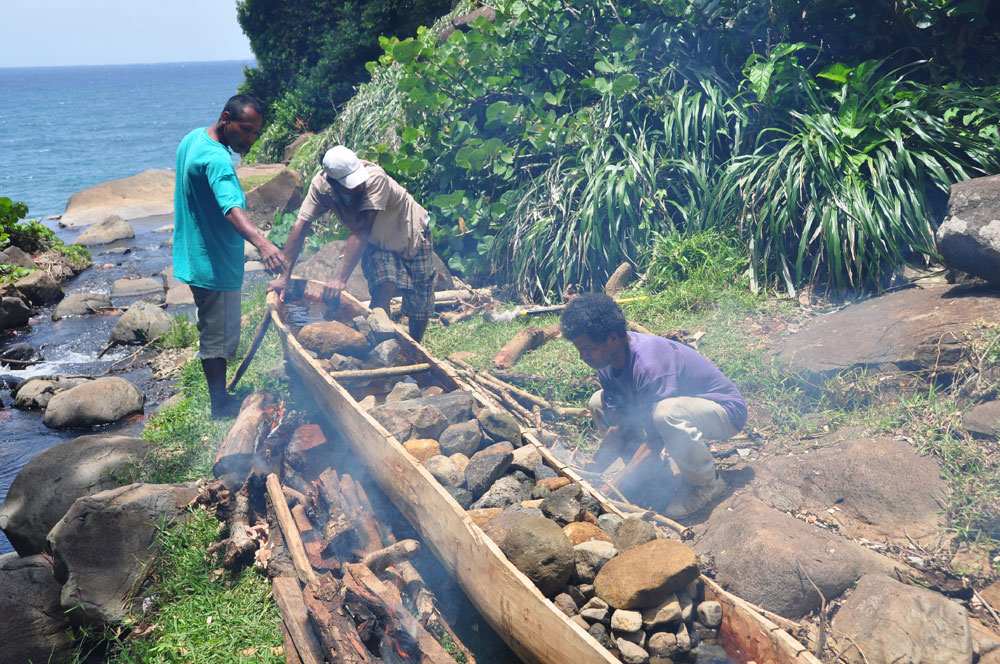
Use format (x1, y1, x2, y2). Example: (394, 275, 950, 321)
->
(465, 445, 514, 498)
(424, 455, 462, 487)
(0, 553, 73, 664)
(774, 284, 1000, 383)
(647, 631, 680, 658)
(328, 353, 363, 371)
(1, 341, 40, 363)
(470, 474, 532, 509)
(369, 339, 405, 367)
(0, 296, 31, 330)
(48, 483, 199, 625)
(481, 505, 544, 543)
(423, 385, 445, 397)
(598, 513, 624, 536)
(641, 594, 682, 630)
(283, 131, 315, 162)
(696, 600, 722, 628)
(75, 214, 135, 245)
(533, 463, 558, 480)
(13, 375, 91, 410)
(111, 276, 164, 302)
(694, 495, 901, 618)
(532, 476, 572, 499)
(751, 427, 948, 545)
(386, 381, 422, 402)
(352, 315, 372, 338)
(477, 409, 522, 446)
(587, 623, 614, 649)
(614, 516, 658, 551)
(244, 167, 304, 228)
(595, 539, 699, 610)
(60, 169, 174, 226)
(832, 574, 973, 664)
(449, 453, 470, 474)
(693, 622, 719, 644)
(42, 376, 145, 429)
(285, 424, 329, 473)
(564, 521, 614, 546)
(511, 444, 542, 473)
(298, 320, 369, 359)
(370, 401, 449, 442)
(618, 629, 647, 647)
(576, 584, 596, 602)
(358, 395, 377, 411)
(616, 638, 650, 664)
(937, 175, 1000, 285)
(494, 513, 574, 597)
(611, 609, 643, 633)
(541, 483, 584, 524)
(52, 291, 111, 320)
(571, 614, 590, 631)
(439, 420, 484, 457)
(400, 391, 477, 425)
(574, 540, 618, 584)
(404, 438, 441, 463)
(675, 622, 692, 651)
(678, 591, 694, 621)
(294, 241, 374, 300)
(110, 301, 171, 345)
(446, 485, 473, 509)
(554, 593, 577, 617)
(964, 400, 1000, 439)
(1, 244, 36, 268)
(164, 283, 194, 306)
(367, 308, 396, 344)
(14, 270, 63, 305)
(581, 606, 610, 623)
(468, 508, 503, 529)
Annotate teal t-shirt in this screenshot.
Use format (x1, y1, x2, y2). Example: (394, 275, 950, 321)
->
(172, 128, 246, 291)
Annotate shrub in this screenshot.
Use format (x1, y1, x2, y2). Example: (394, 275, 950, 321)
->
(0, 263, 32, 285)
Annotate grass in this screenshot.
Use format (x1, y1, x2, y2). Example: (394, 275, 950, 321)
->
(239, 172, 280, 192)
(157, 314, 198, 350)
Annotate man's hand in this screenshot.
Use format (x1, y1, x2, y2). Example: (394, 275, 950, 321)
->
(268, 275, 289, 301)
(322, 277, 347, 303)
(256, 239, 289, 274)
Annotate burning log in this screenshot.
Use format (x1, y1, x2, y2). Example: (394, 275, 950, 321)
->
(361, 540, 421, 574)
(304, 575, 377, 664)
(272, 576, 326, 664)
(219, 485, 260, 571)
(214, 393, 276, 490)
(493, 324, 561, 369)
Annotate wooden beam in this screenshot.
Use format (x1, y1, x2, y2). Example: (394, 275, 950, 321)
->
(325, 363, 432, 380)
(265, 473, 318, 586)
(271, 576, 325, 664)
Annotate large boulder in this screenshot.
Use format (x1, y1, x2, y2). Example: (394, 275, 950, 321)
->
(0, 295, 31, 330)
(13, 375, 92, 410)
(14, 270, 64, 305)
(493, 513, 575, 596)
(694, 495, 900, 618)
(963, 401, 1000, 439)
(298, 320, 369, 358)
(52, 291, 112, 320)
(48, 483, 199, 625)
(42, 376, 145, 429)
(0, 553, 73, 663)
(750, 428, 947, 544)
(594, 539, 699, 609)
(1, 245, 36, 268)
(164, 283, 195, 306)
(283, 132, 316, 163)
(74, 214, 135, 246)
(110, 301, 171, 345)
(111, 276, 165, 302)
(60, 169, 174, 227)
(832, 574, 973, 664)
(0, 434, 150, 556)
(774, 285, 1000, 383)
(937, 175, 1000, 285)
(244, 167, 304, 229)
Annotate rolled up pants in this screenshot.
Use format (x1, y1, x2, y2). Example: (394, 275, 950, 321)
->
(589, 390, 738, 487)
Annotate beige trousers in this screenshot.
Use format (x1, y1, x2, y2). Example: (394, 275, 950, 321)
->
(589, 390, 738, 487)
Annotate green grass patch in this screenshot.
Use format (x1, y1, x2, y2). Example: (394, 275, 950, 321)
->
(0, 262, 33, 285)
(158, 314, 199, 350)
(239, 172, 279, 192)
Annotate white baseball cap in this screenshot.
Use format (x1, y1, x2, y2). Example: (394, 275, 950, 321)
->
(322, 145, 369, 189)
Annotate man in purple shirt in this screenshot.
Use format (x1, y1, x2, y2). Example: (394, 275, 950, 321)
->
(560, 293, 747, 517)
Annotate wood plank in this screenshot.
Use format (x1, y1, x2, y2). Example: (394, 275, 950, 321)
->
(271, 576, 325, 664)
(265, 473, 318, 586)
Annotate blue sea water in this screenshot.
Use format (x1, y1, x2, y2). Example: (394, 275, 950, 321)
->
(0, 60, 251, 219)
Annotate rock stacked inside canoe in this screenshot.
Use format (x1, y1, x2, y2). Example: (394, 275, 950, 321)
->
(296, 311, 720, 664)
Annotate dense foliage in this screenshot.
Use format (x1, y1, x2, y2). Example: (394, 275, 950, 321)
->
(0, 196, 91, 269)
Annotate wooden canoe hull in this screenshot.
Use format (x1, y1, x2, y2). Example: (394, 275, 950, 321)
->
(268, 289, 820, 664)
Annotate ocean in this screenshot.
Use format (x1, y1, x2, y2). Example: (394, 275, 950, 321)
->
(0, 60, 252, 219)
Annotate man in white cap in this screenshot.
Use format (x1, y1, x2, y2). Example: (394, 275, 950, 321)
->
(269, 145, 435, 340)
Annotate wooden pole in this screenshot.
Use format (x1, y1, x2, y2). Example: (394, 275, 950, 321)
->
(325, 363, 432, 380)
(271, 576, 325, 664)
(265, 473, 318, 585)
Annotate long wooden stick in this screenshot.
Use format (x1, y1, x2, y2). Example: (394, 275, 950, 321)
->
(266, 474, 318, 585)
(608, 498, 693, 540)
(227, 314, 271, 392)
(326, 363, 432, 380)
(271, 576, 325, 664)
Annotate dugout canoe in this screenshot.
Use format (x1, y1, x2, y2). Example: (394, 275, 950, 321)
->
(268, 282, 820, 664)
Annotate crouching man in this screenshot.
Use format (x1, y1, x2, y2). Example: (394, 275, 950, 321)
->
(560, 293, 747, 518)
(269, 145, 435, 341)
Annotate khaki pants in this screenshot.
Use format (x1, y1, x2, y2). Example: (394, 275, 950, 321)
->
(589, 390, 738, 487)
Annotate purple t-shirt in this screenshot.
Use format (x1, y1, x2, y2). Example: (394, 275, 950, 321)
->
(598, 332, 747, 431)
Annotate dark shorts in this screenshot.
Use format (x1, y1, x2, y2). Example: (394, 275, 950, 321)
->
(361, 230, 435, 323)
(190, 286, 241, 360)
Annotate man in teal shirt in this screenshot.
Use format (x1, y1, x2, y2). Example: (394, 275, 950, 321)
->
(174, 94, 287, 418)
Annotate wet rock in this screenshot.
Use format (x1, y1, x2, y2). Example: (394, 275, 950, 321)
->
(164, 283, 194, 306)
(541, 483, 584, 524)
(598, 513, 624, 536)
(386, 381, 422, 402)
(574, 540, 617, 584)
(532, 476, 572, 498)
(554, 593, 577, 617)
(675, 622, 693, 652)
(1, 245, 36, 268)
(111, 276, 164, 302)
(110, 301, 171, 345)
(692, 622, 719, 644)
(43, 376, 145, 429)
(611, 609, 643, 633)
(52, 291, 111, 320)
(75, 214, 135, 246)
(328, 353, 363, 371)
(449, 453, 470, 475)
(1, 341, 40, 363)
(15, 271, 64, 305)
(445, 485, 473, 509)
(470, 474, 532, 509)
(13, 375, 91, 410)
(298, 320, 369, 359)
(963, 400, 1000, 439)
(832, 574, 973, 664)
(587, 623, 614, 649)
(439, 420, 484, 457)
(371, 400, 449, 441)
(404, 438, 441, 463)
(424, 455, 461, 487)
(465, 445, 513, 498)
(477, 409, 522, 446)
(564, 521, 614, 546)
(367, 308, 396, 344)
(616, 638, 650, 664)
(0, 296, 31, 330)
(614, 516, 658, 551)
(641, 594, 682, 630)
(48, 483, 198, 625)
(595, 540, 699, 610)
(494, 514, 574, 596)
(647, 631, 680, 659)
(369, 339, 405, 367)
(694, 495, 900, 618)
(937, 175, 1000, 285)
(697, 600, 722, 628)
(511, 444, 542, 473)
(678, 591, 694, 621)
(0, 553, 73, 664)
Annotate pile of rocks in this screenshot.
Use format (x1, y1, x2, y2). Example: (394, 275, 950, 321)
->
(298, 307, 407, 371)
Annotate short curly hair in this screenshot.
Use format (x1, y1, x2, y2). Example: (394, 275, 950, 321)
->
(560, 293, 627, 342)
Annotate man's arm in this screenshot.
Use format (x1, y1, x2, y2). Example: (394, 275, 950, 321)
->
(225, 207, 287, 274)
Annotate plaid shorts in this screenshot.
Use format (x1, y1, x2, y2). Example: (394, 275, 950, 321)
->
(361, 229, 436, 323)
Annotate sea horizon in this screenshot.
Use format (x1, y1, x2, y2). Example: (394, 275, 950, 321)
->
(0, 58, 255, 71)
